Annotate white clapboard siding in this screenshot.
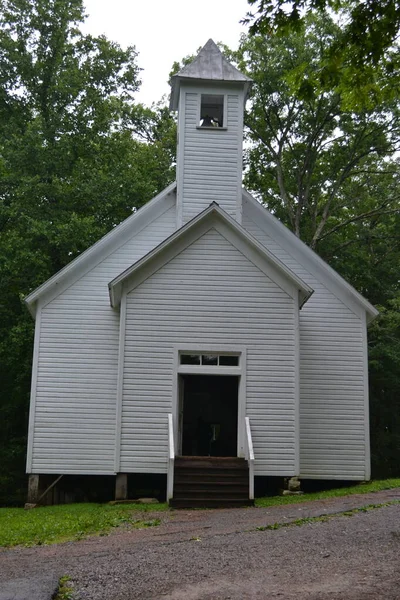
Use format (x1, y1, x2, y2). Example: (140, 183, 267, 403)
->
(31, 205, 177, 474)
(181, 92, 242, 223)
(242, 203, 367, 479)
(122, 228, 296, 476)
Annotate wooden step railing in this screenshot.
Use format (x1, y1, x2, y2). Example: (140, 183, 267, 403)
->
(245, 416, 255, 500)
(167, 413, 175, 502)
(168, 415, 255, 506)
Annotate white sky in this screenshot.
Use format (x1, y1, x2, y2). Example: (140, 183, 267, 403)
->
(82, 0, 250, 106)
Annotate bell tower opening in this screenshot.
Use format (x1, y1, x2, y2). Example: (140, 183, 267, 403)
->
(199, 94, 224, 127)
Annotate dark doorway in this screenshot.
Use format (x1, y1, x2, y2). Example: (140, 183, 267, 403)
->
(180, 375, 238, 457)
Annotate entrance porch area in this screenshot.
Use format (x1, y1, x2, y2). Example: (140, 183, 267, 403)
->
(169, 372, 254, 508)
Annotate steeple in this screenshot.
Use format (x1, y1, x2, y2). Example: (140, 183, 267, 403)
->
(170, 40, 252, 226)
(170, 39, 251, 110)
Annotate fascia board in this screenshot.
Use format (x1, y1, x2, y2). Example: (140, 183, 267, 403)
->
(110, 203, 313, 307)
(178, 81, 246, 96)
(243, 190, 379, 323)
(170, 79, 249, 111)
(24, 182, 177, 317)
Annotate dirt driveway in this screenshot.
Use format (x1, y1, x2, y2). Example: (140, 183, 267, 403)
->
(1, 488, 399, 600)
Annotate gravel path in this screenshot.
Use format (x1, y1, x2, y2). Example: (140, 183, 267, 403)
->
(0, 488, 399, 600)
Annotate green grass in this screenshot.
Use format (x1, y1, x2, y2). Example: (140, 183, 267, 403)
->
(255, 478, 400, 508)
(53, 575, 74, 600)
(256, 500, 400, 531)
(255, 500, 400, 532)
(1, 479, 399, 548)
(0, 502, 167, 548)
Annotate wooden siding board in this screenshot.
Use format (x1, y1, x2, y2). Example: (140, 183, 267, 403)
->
(31, 206, 176, 474)
(122, 229, 297, 476)
(242, 206, 367, 479)
(180, 92, 242, 224)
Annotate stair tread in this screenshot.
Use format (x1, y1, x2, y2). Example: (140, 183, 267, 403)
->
(175, 457, 247, 468)
(170, 499, 254, 508)
(173, 456, 250, 508)
(173, 496, 250, 500)
(175, 466, 249, 471)
(175, 488, 248, 493)
(174, 481, 248, 485)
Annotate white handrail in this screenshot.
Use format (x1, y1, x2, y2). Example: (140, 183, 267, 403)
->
(167, 413, 175, 502)
(245, 416, 255, 500)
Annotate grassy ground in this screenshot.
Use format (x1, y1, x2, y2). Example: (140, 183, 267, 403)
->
(255, 478, 400, 508)
(0, 502, 167, 547)
(1, 479, 399, 548)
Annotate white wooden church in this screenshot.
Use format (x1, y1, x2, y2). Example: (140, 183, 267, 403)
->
(25, 40, 378, 507)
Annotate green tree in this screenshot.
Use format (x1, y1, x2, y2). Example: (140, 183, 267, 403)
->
(244, 0, 400, 97)
(0, 0, 176, 503)
(233, 17, 400, 251)
(233, 16, 400, 477)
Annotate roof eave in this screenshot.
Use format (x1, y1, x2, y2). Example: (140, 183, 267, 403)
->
(170, 76, 251, 111)
(366, 306, 380, 324)
(242, 188, 379, 324)
(24, 182, 177, 318)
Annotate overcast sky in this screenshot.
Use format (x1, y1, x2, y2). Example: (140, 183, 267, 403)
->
(82, 0, 250, 106)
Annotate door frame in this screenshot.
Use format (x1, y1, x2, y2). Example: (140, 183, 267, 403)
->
(172, 345, 247, 457)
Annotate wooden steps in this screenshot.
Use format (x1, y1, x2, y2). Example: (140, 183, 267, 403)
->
(170, 456, 253, 508)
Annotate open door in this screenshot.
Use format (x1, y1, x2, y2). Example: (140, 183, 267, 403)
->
(180, 375, 238, 457)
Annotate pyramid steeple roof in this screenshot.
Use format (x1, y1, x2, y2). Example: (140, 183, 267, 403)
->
(170, 39, 251, 110)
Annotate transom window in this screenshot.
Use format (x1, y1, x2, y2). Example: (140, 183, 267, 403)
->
(199, 94, 224, 128)
(180, 353, 239, 366)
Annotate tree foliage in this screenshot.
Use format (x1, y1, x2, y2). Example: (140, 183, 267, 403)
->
(0, 0, 176, 503)
(244, 0, 400, 94)
(232, 15, 400, 476)
(233, 16, 400, 250)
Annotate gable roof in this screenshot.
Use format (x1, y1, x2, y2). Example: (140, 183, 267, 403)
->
(109, 202, 313, 308)
(25, 182, 177, 317)
(170, 39, 252, 110)
(242, 189, 379, 324)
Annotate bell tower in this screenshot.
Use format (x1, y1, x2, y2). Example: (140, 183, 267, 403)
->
(170, 40, 251, 227)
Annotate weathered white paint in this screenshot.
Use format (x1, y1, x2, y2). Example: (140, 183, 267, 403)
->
(242, 197, 369, 480)
(121, 228, 298, 476)
(30, 203, 177, 474)
(177, 85, 245, 226)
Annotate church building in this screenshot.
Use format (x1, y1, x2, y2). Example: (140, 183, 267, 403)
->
(25, 40, 378, 507)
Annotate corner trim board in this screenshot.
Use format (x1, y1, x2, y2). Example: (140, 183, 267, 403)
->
(294, 292, 300, 475)
(362, 311, 371, 480)
(114, 296, 127, 473)
(26, 301, 42, 472)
